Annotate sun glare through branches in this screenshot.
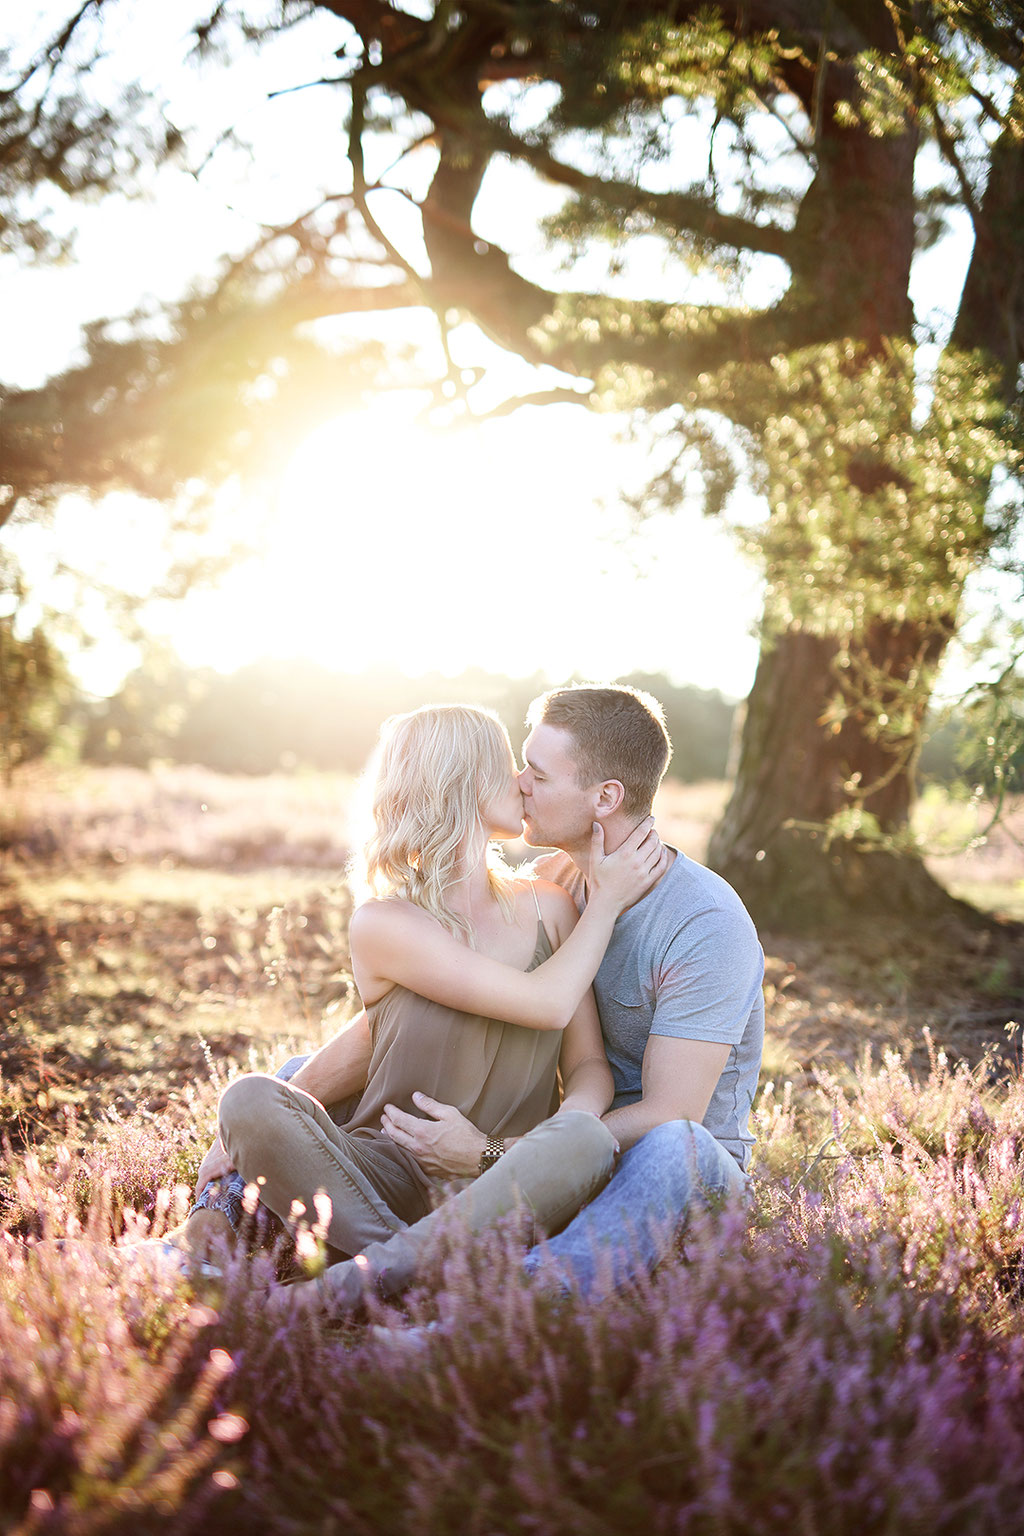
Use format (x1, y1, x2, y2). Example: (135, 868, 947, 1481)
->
(163, 397, 763, 690)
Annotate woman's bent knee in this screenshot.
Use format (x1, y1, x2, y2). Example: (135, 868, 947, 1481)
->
(545, 1110, 617, 1173)
(506, 1112, 616, 1234)
(219, 1073, 282, 1146)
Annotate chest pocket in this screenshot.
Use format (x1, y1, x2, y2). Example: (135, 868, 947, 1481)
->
(600, 981, 654, 1094)
(605, 976, 654, 1018)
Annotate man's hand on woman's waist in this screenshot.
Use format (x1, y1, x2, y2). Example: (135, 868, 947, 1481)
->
(381, 1093, 489, 1179)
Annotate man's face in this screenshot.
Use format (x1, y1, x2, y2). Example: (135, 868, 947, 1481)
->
(518, 723, 598, 851)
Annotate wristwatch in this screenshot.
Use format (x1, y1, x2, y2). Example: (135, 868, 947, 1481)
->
(478, 1136, 505, 1174)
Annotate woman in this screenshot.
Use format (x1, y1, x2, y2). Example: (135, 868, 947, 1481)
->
(184, 704, 665, 1303)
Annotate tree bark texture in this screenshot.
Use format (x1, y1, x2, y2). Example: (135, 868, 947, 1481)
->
(704, 57, 953, 922)
(706, 625, 967, 927)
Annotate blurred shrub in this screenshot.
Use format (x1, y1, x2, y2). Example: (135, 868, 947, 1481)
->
(0, 615, 73, 778)
(79, 657, 738, 781)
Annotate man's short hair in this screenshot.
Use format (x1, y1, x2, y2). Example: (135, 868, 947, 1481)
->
(527, 683, 672, 818)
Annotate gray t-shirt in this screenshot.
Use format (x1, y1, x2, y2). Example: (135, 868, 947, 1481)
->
(536, 848, 764, 1171)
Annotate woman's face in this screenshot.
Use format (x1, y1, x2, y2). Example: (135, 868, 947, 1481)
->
(480, 748, 525, 841)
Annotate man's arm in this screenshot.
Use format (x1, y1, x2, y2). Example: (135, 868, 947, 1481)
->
(601, 896, 763, 1152)
(287, 1009, 373, 1103)
(553, 987, 613, 1119)
(600, 1033, 730, 1152)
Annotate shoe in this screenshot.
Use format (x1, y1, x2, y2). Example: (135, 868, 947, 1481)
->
(116, 1238, 224, 1282)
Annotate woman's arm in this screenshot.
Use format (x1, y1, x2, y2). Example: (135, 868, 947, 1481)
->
(556, 995, 615, 1118)
(351, 819, 666, 1033)
(538, 882, 614, 1117)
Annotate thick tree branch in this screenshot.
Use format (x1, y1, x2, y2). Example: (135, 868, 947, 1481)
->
(311, 0, 428, 56)
(272, 278, 423, 324)
(349, 81, 427, 288)
(479, 127, 798, 262)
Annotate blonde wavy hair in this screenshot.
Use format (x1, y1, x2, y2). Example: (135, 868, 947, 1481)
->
(359, 704, 519, 941)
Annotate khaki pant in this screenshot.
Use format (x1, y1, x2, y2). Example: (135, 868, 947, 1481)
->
(218, 1074, 617, 1304)
(219, 1074, 430, 1254)
(323, 1109, 618, 1309)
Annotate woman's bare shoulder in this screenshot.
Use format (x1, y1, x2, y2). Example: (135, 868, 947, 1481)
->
(349, 897, 434, 940)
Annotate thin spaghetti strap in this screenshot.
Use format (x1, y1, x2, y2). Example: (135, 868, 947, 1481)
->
(526, 877, 554, 957)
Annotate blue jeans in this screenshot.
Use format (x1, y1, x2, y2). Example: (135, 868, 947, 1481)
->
(521, 1119, 748, 1303)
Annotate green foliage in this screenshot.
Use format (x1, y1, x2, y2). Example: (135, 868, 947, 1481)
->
(0, 13, 153, 262)
(675, 342, 1016, 640)
(923, 685, 1024, 795)
(834, 50, 917, 137)
(958, 685, 1024, 796)
(3, 287, 397, 516)
(613, 11, 799, 115)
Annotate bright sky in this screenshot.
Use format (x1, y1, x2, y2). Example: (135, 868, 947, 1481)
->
(2, 3, 981, 703)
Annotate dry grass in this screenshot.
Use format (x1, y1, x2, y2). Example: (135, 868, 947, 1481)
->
(0, 761, 357, 871)
(916, 784, 1024, 920)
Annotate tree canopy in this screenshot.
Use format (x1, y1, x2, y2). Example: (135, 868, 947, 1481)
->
(2, 0, 1023, 923)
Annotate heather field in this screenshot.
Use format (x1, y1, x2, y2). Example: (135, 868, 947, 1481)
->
(2, 766, 1024, 1534)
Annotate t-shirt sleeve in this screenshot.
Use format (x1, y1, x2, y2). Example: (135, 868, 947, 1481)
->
(650, 903, 764, 1046)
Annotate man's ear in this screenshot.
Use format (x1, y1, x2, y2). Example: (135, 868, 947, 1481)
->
(593, 780, 625, 817)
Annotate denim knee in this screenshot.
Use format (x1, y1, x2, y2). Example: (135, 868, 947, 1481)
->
(275, 1055, 309, 1082)
(636, 1119, 742, 1194)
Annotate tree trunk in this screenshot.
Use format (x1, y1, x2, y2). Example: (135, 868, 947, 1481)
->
(706, 621, 969, 928)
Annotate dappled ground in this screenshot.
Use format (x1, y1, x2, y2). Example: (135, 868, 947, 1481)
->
(0, 872, 353, 1153)
(1, 764, 1021, 1152)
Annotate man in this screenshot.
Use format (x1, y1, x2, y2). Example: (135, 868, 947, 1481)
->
(190, 683, 764, 1307)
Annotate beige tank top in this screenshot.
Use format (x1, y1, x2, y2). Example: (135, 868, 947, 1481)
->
(339, 893, 561, 1190)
